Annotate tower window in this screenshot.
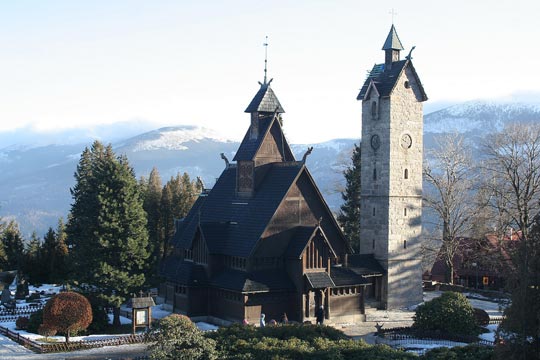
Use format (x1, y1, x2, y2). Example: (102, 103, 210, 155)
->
(373, 168, 377, 180)
(404, 208, 407, 217)
(372, 207, 376, 216)
(371, 101, 378, 119)
(404, 240, 407, 249)
(404, 169, 409, 179)
(404, 81, 410, 89)
(372, 239, 375, 249)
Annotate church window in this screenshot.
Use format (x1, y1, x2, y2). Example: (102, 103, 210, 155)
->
(193, 237, 208, 265)
(404, 81, 410, 89)
(404, 169, 409, 179)
(184, 249, 193, 261)
(371, 101, 378, 119)
(372, 239, 375, 249)
(404, 208, 407, 217)
(373, 168, 377, 180)
(403, 240, 407, 249)
(305, 236, 328, 270)
(372, 207, 376, 216)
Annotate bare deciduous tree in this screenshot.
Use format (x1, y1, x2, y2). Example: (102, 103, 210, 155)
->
(423, 133, 477, 283)
(481, 122, 540, 356)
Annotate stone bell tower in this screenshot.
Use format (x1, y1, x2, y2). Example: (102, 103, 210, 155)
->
(357, 25, 428, 309)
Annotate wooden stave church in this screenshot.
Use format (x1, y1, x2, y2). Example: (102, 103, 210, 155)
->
(159, 78, 385, 324)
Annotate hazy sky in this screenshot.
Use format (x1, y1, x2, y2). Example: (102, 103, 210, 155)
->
(1, 1, 538, 143)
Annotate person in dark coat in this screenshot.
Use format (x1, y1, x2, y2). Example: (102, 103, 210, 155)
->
(315, 305, 325, 325)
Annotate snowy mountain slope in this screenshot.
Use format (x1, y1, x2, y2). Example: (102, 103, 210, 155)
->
(2, 100, 540, 237)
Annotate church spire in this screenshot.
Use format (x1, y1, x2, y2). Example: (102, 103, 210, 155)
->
(244, 37, 284, 115)
(382, 24, 404, 70)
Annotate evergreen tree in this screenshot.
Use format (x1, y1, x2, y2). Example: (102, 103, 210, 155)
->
(1, 220, 25, 271)
(52, 219, 69, 284)
(160, 182, 174, 258)
(142, 167, 163, 284)
(337, 144, 362, 252)
(66, 141, 150, 326)
(160, 172, 201, 258)
(23, 232, 43, 284)
(497, 214, 540, 359)
(0, 219, 7, 270)
(41, 227, 58, 283)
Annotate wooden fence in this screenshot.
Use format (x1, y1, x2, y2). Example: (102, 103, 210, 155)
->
(0, 324, 146, 354)
(0, 304, 44, 323)
(378, 326, 494, 347)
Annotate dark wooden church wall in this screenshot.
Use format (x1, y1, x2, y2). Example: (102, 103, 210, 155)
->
(245, 292, 297, 323)
(296, 174, 347, 257)
(208, 289, 244, 321)
(254, 124, 287, 166)
(329, 287, 364, 316)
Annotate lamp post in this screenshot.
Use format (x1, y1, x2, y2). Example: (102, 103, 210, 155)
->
(472, 262, 478, 289)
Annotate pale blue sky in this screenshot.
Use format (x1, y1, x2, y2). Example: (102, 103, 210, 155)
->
(1, 1, 538, 143)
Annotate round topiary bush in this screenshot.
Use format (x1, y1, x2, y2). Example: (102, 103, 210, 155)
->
(413, 291, 478, 336)
(42, 291, 93, 343)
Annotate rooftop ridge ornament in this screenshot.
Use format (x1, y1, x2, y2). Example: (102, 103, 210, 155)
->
(263, 36, 269, 85)
(389, 8, 397, 24)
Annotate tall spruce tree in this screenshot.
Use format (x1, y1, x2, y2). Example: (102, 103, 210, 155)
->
(160, 172, 201, 258)
(338, 144, 362, 252)
(23, 231, 43, 284)
(142, 167, 163, 284)
(66, 141, 150, 326)
(1, 220, 25, 271)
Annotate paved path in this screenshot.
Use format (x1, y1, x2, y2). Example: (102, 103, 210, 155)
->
(0, 334, 148, 360)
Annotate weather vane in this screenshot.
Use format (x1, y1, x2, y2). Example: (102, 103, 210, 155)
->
(389, 8, 397, 24)
(263, 35, 269, 85)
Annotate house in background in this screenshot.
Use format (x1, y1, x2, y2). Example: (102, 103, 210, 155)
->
(428, 231, 519, 290)
(159, 76, 383, 324)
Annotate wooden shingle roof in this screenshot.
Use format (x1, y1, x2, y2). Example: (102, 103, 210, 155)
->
(245, 83, 285, 113)
(173, 162, 304, 258)
(356, 60, 427, 101)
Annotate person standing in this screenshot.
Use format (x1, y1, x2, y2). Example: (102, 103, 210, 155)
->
(315, 306, 325, 325)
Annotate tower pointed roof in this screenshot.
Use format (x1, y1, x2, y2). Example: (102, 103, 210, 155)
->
(382, 24, 404, 51)
(245, 81, 285, 113)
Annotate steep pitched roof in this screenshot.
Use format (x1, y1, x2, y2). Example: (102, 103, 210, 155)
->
(245, 83, 285, 113)
(175, 162, 305, 258)
(382, 24, 404, 50)
(233, 114, 295, 162)
(356, 60, 427, 101)
(285, 226, 337, 259)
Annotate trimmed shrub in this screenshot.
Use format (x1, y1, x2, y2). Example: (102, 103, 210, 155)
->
(145, 314, 218, 360)
(27, 309, 43, 334)
(473, 308, 490, 326)
(38, 323, 57, 340)
(413, 291, 479, 336)
(15, 316, 29, 330)
(422, 344, 494, 360)
(208, 324, 416, 360)
(42, 291, 93, 343)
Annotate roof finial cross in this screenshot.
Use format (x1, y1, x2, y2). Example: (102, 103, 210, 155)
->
(263, 35, 269, 85)
(389, 8, 397, 24)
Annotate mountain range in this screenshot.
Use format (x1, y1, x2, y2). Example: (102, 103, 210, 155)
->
(1, 100, 540, 238)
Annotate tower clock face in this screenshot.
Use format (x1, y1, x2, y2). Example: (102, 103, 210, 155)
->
(370, 134, 381, 150)
(401, 134, 412, 149)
